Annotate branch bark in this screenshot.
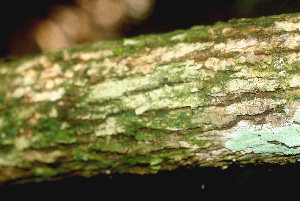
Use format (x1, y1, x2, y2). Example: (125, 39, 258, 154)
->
(0, 13, 299, 185)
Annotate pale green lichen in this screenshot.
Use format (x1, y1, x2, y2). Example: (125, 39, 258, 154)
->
(225, 107, 300, 155)
(226, 124, 300, 155)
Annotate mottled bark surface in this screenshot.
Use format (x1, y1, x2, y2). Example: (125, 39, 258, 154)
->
(0, 13, 299, 185)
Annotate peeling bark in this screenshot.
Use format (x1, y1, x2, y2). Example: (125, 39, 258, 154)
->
(0, 13, 299, 185)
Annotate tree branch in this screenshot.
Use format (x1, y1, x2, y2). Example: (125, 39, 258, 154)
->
(0, 13, 299, 185)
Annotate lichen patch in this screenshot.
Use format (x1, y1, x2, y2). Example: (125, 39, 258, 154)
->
(289, 75, 300, 88)
(226, 98, 280, 116)
(84, 76, 157, 102)
(30, 87, 65, 102)
(40, 63, 62, 79)
(225, 37, 258, 53)
(224, 122, 300, 155)
(226, 78, 280, 93)
(94, 117, 125, 136)
(271, 33, 300, 49)
(161, 42, 212, 62)
(170, 34, 186, 41)
(204, 57, 234, 71)
(223, 102, 300, 155)
(275, 21, 300, 31)
(71, 50, 113, 61)
(16, 56, 50, 73)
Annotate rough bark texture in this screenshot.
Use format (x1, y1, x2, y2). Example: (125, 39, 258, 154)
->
(0, 13, 299, 185)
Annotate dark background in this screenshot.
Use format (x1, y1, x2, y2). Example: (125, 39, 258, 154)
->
(1, 163, 300, 197)
(0, 0, 300, 196)
(1, 0, 300, 57)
